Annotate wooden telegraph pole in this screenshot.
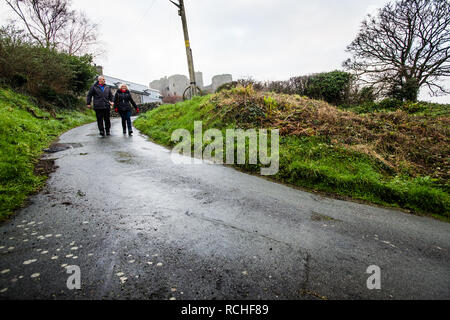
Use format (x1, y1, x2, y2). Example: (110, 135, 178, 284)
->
(170, 0, 198, 99)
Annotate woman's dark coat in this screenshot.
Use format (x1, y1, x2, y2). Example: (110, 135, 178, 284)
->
(114, 90, 138, 112)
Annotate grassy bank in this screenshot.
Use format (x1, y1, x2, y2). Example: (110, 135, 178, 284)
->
(0, 88, 95, 220)
(134, 86, 449, 220)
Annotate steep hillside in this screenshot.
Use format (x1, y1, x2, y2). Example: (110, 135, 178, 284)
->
(0, 88, 95, 220)
(135, 86, 449, 219)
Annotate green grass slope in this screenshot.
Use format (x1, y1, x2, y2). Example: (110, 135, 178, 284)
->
(134, 87, 449, 220)
(0, 88, 95, 220)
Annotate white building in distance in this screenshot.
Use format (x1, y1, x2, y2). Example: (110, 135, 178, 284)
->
(104, 75, 163, 104)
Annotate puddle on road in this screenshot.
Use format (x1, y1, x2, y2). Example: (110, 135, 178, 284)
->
(114, 151, 135, 164)
(44, 143, 83, 153)
(310, 211, 338, 222)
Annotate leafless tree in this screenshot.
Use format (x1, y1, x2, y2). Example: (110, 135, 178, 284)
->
(5, 0, 72, 48)
(344, 0, 450, 101)
(4, 0, 99, 56)
(60, 11, 98, 56)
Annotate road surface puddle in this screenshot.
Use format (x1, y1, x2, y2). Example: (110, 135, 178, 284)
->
(114, 151, 135, 164)
(44, 143, 83, 153)
(310, 211, 338, 222)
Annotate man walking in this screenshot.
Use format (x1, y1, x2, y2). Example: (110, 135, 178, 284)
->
(87, 76, 114, 136)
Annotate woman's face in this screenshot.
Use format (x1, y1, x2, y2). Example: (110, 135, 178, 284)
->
(121, 85, 127, 91)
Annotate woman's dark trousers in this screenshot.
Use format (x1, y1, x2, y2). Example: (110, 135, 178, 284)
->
(119, 110, 132, 133)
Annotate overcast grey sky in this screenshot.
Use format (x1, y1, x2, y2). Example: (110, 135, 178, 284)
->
(1, 0, 449, 102)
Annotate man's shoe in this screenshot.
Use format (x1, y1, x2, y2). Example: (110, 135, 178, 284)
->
(129, 131, 133, 136)
(106, 131, 111, 136)
(123, 130, 127, 134)
(100, 131, 105, 136)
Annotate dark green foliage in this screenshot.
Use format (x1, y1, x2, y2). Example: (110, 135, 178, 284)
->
(355, 86, 376, 104)
(388, 78, 421, 102)
(218, 71, 355, 106)
(66, 54, 98, 94)
(0, 26, 97, 109)
(0, 88, 95, 220)
(341, 99, 449, 116)
(302, 71, 353, 105)
(344, 98, 404, 113)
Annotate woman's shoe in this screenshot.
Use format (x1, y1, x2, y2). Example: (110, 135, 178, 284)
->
(129, 131, 133, 136)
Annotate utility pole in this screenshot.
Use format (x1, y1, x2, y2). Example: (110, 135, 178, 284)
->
(170, 0, 198, 98)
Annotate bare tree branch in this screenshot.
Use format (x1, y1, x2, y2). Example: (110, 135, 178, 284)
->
(4, 0, 100, 56)
(344, 0, 450, 101)
(58, 11, 98, 55)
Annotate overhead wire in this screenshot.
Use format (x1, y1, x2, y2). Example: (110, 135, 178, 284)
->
(133, 0, 159, 29)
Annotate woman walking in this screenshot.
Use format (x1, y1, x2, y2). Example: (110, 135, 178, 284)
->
(114, 84, 140, 136)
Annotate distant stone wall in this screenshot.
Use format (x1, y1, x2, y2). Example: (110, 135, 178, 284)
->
(130, 92, 143, 105)
(111, 88, 143, 104)
(112, 102, 160, 117)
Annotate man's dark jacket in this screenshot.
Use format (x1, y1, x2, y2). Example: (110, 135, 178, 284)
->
(114, 90, 138, 112)
(87, 82, 113, 110)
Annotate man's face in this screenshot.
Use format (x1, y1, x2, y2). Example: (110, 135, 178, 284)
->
(98, 77, 105, 85)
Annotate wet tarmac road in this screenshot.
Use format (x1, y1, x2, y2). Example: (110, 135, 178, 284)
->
(0, 118, 449, 300)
